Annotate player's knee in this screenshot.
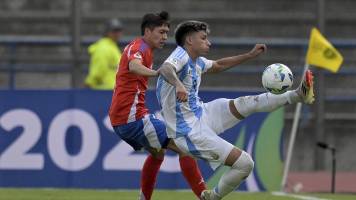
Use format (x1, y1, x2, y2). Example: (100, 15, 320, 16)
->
(149, 148, 166, 159)
(233, 96, 256, 117)
(232, 151, 254, 176)
(243, 152, 254, 173)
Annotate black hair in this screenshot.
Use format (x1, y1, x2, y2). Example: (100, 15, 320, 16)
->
(141, 11, 170, 36)
(175, 20, 210, 46)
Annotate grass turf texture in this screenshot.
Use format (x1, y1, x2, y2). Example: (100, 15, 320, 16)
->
(0, 189, 355, 200)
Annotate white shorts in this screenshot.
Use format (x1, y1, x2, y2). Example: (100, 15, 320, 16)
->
(173, 98, 241, 169)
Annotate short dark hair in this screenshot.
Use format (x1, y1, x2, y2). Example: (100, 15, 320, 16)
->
(141, 11, 170, 36)
(175, 20, 210, 46)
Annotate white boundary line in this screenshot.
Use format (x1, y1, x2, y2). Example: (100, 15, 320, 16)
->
(272, 192, 332, 200)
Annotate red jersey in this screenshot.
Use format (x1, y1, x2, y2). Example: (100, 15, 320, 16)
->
(109, 38, 153, 126)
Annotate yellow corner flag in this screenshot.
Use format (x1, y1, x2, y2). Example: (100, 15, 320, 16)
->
(306, 28, 343, 73)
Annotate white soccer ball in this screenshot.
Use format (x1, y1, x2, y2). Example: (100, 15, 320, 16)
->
(262, 63, 293, 94)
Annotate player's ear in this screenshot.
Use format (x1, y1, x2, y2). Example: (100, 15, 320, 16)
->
(144, 27, 151, 36)
(186, 35, 193, 45)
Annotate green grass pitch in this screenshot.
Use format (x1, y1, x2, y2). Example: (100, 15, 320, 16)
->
(0, 189, 355, 200)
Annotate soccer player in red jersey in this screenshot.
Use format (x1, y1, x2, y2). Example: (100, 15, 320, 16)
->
(109, 11, 206, 200)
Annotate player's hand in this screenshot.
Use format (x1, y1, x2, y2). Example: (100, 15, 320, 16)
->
(248, 44, 267, 58)
(156, 68, 161, 75)
(151, 70, 158, 77)
(176, 84, 188, 102)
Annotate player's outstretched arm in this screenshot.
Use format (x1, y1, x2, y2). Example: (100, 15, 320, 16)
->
(208, 44, 267, 73)
(129, 59, 158, 77)
(159, 62, 188, 102)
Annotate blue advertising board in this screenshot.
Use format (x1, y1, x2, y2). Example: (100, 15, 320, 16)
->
(0, 90, 284, 191)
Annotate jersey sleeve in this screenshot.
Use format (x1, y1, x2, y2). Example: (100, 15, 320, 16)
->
(199, 57, 213, 73)
(164, 47, 189, 72)
(127, 44, 144, 63)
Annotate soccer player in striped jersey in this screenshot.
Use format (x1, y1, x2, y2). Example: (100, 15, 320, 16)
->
(157, 20, 314, 200)
(109, 12, 206, 200)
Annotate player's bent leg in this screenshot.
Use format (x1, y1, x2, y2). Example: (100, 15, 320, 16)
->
(231, 90, 300, 118)
(140, 148, 165, 200)
(167, 140, 207, 198)
(204, 148, 254, 200)
(231, 70, 315, 119)
(114, 115, 171, 200)
(224, 147, 243, 167)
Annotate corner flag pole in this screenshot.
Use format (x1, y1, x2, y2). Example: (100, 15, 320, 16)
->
(281, 63, 310, 192)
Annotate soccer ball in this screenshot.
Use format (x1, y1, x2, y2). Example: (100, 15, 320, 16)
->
(262, 63, 293, 94)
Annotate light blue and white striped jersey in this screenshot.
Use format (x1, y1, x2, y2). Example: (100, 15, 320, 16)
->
(156, 46, 213, 138)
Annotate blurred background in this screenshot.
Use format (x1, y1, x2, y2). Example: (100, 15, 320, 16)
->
(0, 0, 355, 194)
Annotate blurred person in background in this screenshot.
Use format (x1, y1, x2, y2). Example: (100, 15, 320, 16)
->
(85, 18, 123, 89)
(109, 12, 207, 200)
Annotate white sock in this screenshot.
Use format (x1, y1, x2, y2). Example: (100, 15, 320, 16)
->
(233, 90, 300, 117)
(213, 151, 254, 199)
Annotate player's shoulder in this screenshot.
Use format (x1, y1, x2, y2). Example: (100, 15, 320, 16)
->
(197, 56, 213, 71)
(125, 38, 140, 51)
(197, 56, 208, 64)
(123, 38, 148, 57)
(132, 38, 150, 53)
(170, 46, 187, 58)
(166, 46, 188, 64)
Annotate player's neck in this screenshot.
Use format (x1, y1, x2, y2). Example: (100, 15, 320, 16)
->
(184, 46, 199, 61)
(142, 36, 155, 50)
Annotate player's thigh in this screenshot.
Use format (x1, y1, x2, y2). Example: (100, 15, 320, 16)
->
(113, 122, 145, 151)
(174, 127, 235, 170)
(166, 139, 194, 157)
(142, 114, 170, 149)
(203, 98, 240, 134)
(113, 114, 169, 151)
